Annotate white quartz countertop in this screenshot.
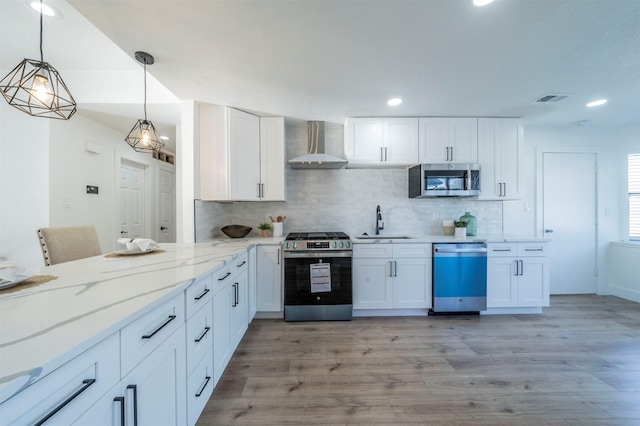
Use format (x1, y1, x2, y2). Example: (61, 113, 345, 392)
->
(0, 238, 281, 402)
(350, 233, 550, 243)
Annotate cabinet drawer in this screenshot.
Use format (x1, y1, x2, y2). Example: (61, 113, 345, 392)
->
(121, 292, 185, 376)
(353, 243, 393, 258)
(392, 243, 431, 258)
(186, 273, 213, 319)
(0, 333, 120, 426)
(186, 300, 213, 375)
(187, 348, 214, 426)
(518, 243, 548, 257)
(212, 264, 233, 295)
(487, 243, 517, 257)
(231, 251, 248, 276)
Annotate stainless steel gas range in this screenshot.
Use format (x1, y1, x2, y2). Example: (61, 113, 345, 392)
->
(283, 232, 352, 321)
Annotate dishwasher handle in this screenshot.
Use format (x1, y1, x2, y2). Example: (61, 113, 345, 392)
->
(434, 247, 488, 254)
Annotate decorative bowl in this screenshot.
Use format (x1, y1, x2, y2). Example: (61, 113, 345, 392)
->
(221, 225, 252, 238)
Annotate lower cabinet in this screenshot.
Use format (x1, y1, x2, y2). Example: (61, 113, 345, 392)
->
(353, 243, 432, 310)
(487, 242, 550, 308)
(256, 245, 282, 312)
(73, 325, 187, 426)
(0, 333, 120, 426)
(213, 252, 249, 386)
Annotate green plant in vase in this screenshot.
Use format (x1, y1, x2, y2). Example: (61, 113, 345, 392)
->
(257, 222, 273, 237)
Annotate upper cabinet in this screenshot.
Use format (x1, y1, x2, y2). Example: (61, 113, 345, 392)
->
(344, 118, 419, 166)
(419, 118, 478, 164)
(477, 118, 523, 200)
(199, 106, 285, 201)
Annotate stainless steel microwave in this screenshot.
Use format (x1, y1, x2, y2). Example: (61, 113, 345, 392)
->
(408, 163, 480, 198)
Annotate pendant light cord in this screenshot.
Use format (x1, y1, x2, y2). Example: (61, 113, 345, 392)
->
(39, 0, 44, 63)
(143, 61, 148, 120)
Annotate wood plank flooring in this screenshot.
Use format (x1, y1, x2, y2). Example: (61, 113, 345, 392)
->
(197, 295, 640, 425)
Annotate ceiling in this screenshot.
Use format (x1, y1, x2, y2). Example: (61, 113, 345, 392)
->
(2, 0, 640, 151)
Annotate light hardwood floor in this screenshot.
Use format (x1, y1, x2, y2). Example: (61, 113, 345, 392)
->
(197, 295, 640, 425)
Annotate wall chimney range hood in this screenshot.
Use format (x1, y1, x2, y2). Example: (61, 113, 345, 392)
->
(288, 121, 347, 169)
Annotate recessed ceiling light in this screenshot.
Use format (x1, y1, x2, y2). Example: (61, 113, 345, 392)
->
(160, 136, 170, 141)
(586, 99, 607, 107)
(387, 98, 402, 106)
(473, 0, 495, 6)
(29, 1, 58, 17)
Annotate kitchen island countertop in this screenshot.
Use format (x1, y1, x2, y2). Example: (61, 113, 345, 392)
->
(0, 238, 282, 402)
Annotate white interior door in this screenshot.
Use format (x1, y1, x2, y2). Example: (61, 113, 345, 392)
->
(120, 160, 146, 240)
(542, 152, 597, 294)
(158, 168, 176, 243)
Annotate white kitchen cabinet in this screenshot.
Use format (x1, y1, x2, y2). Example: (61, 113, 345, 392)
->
(353, 243, 432, 310)
(344, 118, 419, 166)
(487, 242, 549, 308)
(419, 118, 478, 163)
(199, 105, 285, 201)
(1, 333, 120, 426)
(477, 118, 523, 199)
(256, 245, 282, 312)
(248, 245, 257, 321)
(213, 252, 249, 385)
(74, 326, 187, 426)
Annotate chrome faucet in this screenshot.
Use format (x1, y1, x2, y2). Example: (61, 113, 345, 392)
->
(375, 205, 384, 235)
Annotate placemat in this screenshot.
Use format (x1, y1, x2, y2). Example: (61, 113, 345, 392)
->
(104, 249, 166, 259)
(0, 275, 59, 295)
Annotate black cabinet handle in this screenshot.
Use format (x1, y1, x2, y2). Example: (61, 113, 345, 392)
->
(232, 283, 238, 307)
(114, 396, 125, 426)
(34, 379, 96, 425)
(236, 260, 247, 267)
(195, 376, 211, 397)
(194, 288, 210, 300)
(127, 385, 138, 426)
(195, 326, 211, 343)
(218, 272, 231, 281)
(141, 315, 176, 339)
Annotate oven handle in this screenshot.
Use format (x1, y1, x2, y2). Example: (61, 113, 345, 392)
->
(283, 251, 353, 259)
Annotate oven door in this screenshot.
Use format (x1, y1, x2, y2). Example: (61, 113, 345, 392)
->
(283, 251, 352, 321)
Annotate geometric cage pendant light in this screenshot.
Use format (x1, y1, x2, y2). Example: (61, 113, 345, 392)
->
(124, 51, 165, 153)
(0, 0, 77, 120)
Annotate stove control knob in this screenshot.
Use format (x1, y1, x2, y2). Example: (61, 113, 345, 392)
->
(340, 241, 344, 248)
(285, 242, 289, 249)
(346, 241, 351, 248)
(333, 241, 338, 248)
(293, 242, 297, 249)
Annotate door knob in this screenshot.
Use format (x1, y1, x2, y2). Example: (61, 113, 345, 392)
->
(544, 229, 554, 233)
(160, 226, 168, 230)
(120, 231, 128, 234)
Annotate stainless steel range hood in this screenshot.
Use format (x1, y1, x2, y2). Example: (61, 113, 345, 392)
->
(288, 121, 347, 169)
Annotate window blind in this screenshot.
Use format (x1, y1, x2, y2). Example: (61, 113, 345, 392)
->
(629, 153, 640, 240)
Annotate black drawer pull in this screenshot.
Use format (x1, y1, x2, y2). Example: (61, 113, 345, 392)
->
(141, 315, 176, 339)
(218, 272, 231, 281)
(114, 396, 125, 426)
(34, 378, 96, 425)
(195, 376, 211, 397)
(236, 260, 247, 267)
(194, 288, 210, 300)
(195, 326, 211, 343)
(127, 384, 138, 426)
(524, 248, 544, 252)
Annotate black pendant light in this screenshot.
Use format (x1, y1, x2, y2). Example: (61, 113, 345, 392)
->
(124, 51, 164, 153)
(0, 0, 76, 120)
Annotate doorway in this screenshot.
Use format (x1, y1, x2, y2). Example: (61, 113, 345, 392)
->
(120, 159, 147, 240)
(158, 168, 176, 243)
(541, 151, 597, 294)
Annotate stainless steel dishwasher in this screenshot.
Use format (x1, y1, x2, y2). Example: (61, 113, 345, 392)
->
(431, 242, 487, 314)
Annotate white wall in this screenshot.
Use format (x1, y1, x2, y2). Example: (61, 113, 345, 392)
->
(0, 102, 50, 271)
(0, 106, 173, 270)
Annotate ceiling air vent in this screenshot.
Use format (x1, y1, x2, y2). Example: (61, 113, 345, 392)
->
(533, 94, 572, 103)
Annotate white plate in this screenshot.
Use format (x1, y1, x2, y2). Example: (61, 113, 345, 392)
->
(0, 275, 33, 291)
(114, 248, 157, 256)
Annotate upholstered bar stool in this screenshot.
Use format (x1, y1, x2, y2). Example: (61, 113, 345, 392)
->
(37, 226, 102, 266)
